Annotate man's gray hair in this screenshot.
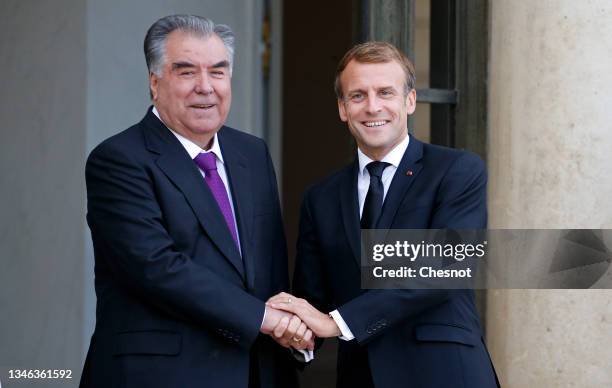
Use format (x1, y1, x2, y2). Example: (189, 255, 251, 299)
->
(144, 14, 235, 77)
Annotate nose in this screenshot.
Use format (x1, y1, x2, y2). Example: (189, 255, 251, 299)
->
(365, 92, 382, 114)
(194, 73, 214, 95)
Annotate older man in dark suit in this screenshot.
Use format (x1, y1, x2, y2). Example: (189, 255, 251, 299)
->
(80, 15, 310, 388)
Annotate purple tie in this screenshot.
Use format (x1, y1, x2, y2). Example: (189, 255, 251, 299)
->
(194, 152, 239, 249)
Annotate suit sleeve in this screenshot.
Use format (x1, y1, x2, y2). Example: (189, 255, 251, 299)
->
(86, 141, 264, 350)
(337, 152, 487, 345)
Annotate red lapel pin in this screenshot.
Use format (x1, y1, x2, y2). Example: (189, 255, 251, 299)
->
(406, 169, 413, 176)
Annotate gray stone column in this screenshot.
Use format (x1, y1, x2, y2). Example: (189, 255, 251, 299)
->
(487, 1, 612, 387)
(0, 2, 87, 386)
(362, 0, 414, 58)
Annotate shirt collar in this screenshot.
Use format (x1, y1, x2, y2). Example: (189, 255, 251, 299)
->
(152, 106, 224, 163)
(357, 133, 410, 175)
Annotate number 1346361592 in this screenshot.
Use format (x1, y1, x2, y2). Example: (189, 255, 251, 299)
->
(8, 369, 72, 380)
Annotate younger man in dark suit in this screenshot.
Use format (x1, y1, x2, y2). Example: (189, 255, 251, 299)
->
(268, 42, 499, 388)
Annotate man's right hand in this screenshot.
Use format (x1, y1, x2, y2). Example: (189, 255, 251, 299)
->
(261, 306, 314, 351)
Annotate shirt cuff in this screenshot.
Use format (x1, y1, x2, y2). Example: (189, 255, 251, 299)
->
(293, 349, 314, 362)
(260, 307, 267, 329)
(329, 309, 355, 341)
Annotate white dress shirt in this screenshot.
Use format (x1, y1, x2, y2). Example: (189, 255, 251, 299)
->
(331, 134, 410, 341)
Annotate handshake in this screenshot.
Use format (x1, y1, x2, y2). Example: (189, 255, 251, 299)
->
(259, 292, 341, 351)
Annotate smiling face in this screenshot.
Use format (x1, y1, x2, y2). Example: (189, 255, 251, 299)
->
(338, 59, 416, 160)
(150, 30, 231, 149)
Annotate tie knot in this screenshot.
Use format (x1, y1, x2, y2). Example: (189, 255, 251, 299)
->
(366, 161, 390, 178)
(194, 152, 217, 172)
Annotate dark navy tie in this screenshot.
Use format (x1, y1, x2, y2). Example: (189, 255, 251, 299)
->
(361, 161, 391, 229)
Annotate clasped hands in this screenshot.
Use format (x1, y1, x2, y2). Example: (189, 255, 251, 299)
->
(260, 292, 341, 351)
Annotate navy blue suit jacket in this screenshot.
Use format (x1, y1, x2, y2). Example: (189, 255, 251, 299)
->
(294, 137, 499, 388)
(80, 108, 297, 388)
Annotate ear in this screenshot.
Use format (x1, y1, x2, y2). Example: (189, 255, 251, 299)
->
(149, 72, 159, 101)
(406, 89, 416, 115)
(338, 98, 348, 122)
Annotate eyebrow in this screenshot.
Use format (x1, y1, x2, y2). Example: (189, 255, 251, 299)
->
(171, 60, 230, 71)
(211, 60, 230, 69)
(347, 88, 366, 95)
(171, 61, 195, 70)
(348, 86, 397, 94)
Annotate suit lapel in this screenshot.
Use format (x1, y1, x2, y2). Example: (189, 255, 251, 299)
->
(217, 128, 256, 290)
(339, 160, 362, 267)
(142, 110, 245, 280)
(377, 137, 424, 229)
